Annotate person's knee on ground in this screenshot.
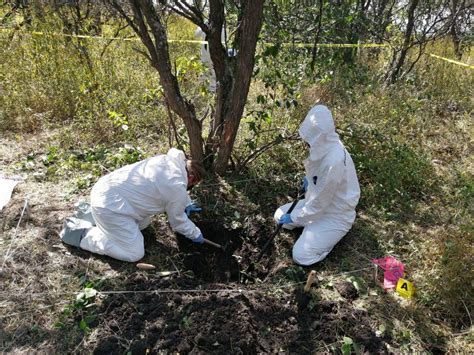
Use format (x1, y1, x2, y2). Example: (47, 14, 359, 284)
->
(291, 222, 347, 266)
(80, 208, 146, 262)
(138, 216, 151, 230)
(292, 243, 331, 266)
(120, 246, 145, 262)
(80, 227, 145, 262)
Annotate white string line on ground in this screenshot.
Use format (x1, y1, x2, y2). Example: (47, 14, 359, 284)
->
(1, 198, 28, 269)
(0, 266, 375, 320)
(0, 266, 373, 301)
(345, 244, 376, 264)
(0, 302, 69, 319)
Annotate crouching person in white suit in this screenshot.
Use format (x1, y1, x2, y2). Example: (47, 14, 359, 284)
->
(60, 148, 206, 262)
(274, 105, 360, 265)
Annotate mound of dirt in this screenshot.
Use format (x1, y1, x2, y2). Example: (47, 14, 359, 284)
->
(334, 281, 359, 301)
(92, 222, 387, 353)
(94, 276, 385, 354)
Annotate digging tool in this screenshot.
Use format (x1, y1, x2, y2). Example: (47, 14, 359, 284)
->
(185, 216, 228, 251)
(203, 237, 225, 251)
(255, 187, 305, 263)
(241, 187, 304, 283)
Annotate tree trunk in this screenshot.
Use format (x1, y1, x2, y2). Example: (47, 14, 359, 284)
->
(309, 0, 324, 72)
(130, 0, 205, 160)
(110, 0, 264, 171)
(388, 0, 419, 84)
(214, 0, 264, 174)
(450, 0, 462, 59)
(203, 0, 229, 166)
(450, 21, 462, 59)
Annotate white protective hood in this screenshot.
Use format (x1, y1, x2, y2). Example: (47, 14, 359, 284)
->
(291, 105, 360, 226)
(298, 104, 343, 161)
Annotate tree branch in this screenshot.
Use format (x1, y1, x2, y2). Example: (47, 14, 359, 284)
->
(310, 0, 324, 72)
(100, 22, 129, 58)
(108, 0, 140, 34)
(238, 133, 299, 171)
(169, 0, 207, 29)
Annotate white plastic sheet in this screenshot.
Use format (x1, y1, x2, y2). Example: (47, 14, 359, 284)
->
(0, 178, 19, 211)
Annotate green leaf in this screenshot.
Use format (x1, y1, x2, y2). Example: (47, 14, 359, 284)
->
(256, 94, 266, 104)
(341, 337, 354, 355)
(54, 321, 65, 329)
(341, 342, 352, 355)
(79, 319, 90, 332)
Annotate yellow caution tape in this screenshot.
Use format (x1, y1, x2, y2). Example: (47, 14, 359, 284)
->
(266, 42, 389, 48)
(1, 28, 137, 41)
(169, 39, 207, 44)
(1, 28, 387, 47)
(429, 53, 474, 69)
(2, 27, 472, 69)
(1, 28, 206, 43)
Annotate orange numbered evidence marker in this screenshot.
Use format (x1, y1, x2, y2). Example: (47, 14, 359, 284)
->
(396, 278, 415, 298)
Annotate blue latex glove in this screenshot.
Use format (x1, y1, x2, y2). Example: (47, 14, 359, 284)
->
(185, 203, 202, 216)
(302, 177, 308, 192)
(193, 233, 205, 244)
(277, 213, 293, 225)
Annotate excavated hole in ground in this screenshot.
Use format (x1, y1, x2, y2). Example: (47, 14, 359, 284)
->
(176, 221, 274, 283)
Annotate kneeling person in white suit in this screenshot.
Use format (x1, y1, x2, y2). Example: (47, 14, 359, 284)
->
(274, 105, 360, 265)
(61, 148, 206, 262)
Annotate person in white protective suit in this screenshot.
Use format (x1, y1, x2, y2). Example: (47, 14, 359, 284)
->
(274, 105, 360, 265)
(60, 148, 206, 262)
(195, 26, 236, 92)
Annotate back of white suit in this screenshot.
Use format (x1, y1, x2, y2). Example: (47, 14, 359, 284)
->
(80, 149, 200, 262)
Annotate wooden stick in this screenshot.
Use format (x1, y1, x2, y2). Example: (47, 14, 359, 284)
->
(136, 263, 156, 270)
(304, 270, 317, 292)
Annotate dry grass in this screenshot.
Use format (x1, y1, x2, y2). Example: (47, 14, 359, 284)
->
(1, 128, 473, 352)
(1, 22, 472, 352)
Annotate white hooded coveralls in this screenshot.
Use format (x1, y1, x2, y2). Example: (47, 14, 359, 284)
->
(274, 105, 360, 265)
(80, 149, 201, 262)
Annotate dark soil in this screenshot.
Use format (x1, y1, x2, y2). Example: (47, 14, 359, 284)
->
(174, 220, 279, 283)
(93, 222, 388, 354)
(334, 281, 359, 301)
(95, 275, 385, 354)
(175, 221, 244, 282)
